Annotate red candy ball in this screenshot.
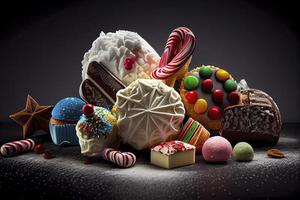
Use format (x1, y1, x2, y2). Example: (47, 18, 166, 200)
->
(228, 91, 240, 105)
(34, 144, 44, 154)
(124, 57, 135, 70)
(185, 91, 198, 104)
(208, 106, 222, 120)
(82, 104, 94, 116)
(202, 79, 213, 93)
(212, 89, 224, 103)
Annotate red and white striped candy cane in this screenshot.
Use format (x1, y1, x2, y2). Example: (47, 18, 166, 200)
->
(151, 27, 196, 79)
(0, 138, 35, 157)
(102, 148, 136, 168)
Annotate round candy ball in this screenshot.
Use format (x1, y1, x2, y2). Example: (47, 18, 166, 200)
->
(232, 142, 254, 162)
(199, 66, 212, 79)
(184, 76, 200, 91)
(185, 91, 198, 104)
(224, 79, 237, 92)
(194, 98, 208, 114)
(202, 136, 232, 163)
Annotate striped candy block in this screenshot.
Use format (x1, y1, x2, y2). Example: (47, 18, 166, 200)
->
(102, 148, 136, 168)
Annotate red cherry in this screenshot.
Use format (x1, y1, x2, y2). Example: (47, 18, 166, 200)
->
(208, 106, 222, 120)
(185, 91, 198, 104)
(43, 151, 55, 159)
(202, 79, 213, 93)
(82, 104, 94, 116)
(34, 144, 44, 154)
(212, 89, 224, 103)
(124, 57, 135, 70)
(228, 91, 240, 105)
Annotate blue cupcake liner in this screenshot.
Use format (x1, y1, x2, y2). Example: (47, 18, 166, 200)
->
(49, 123, 79, 146)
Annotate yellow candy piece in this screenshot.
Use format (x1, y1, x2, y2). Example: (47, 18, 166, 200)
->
(194, 99, 208, 114)
(216, 69, 230, 82)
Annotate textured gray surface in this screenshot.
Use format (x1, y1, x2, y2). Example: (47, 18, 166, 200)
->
(0, 123, 300, 199)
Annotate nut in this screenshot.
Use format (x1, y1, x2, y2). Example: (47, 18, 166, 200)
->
(267, 149, 284, 158)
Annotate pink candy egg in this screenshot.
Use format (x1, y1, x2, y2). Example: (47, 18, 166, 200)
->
(202, 136, 232, 163)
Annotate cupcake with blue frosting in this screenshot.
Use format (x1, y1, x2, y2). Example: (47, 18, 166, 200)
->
(50, 97, 85, 145)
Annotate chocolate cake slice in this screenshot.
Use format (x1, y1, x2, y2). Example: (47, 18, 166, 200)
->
(221, 89, 282, 145)
(79, 61, 125, 107)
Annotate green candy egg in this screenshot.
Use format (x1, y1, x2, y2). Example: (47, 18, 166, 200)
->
(233, 142, 254, 161)
(224, 79, 237, 92)
(184, 76, 200, 90)
(199, 66, 212, 79)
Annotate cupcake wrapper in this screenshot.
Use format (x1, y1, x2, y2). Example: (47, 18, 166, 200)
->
(49, 123, 79, 146)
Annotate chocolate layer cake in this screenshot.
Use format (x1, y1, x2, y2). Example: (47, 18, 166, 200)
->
(221, 89, 282, 145)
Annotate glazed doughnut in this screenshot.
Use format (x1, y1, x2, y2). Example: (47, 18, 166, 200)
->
(151, 27, 196, 87)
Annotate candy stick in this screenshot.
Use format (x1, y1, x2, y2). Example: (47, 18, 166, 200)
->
(102, 148, 136, 168)
(0, 134, 49, 157)
(1, 138, 35, 157)
(151, 27, 195, 87)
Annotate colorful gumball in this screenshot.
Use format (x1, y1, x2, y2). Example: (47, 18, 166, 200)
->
(184, 76, 199, 90)
(208, 106, 222, 120)
(228, 91, 240, 105)
(185, 91, 198, 104)
(216, 69, 230, 82)
(212, 89, 224, 103)
(194, 99, 208, 114)
(224, 79, 237, 92)
(202, 79, 213, 93)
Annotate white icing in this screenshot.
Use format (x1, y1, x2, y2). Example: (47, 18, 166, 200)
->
(82, 30, 160, 86)
(238, 79, 249, 91)
(115, 79, 185, 150)
(152, 140, 195, 155)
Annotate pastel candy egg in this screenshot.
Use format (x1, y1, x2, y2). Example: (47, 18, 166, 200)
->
(201, 79, 213, 93)
(202, 136, 232, 163)
(185, 91, 198, 104)
(199, 66, 212, 79)
(224, 79, 237, 92)
(216, 69, 230, 82)
(184, 76, 200, 91)
(233, 142, 254, 162)
(194, 98, 208, 114)
(208, 106, 222, 120)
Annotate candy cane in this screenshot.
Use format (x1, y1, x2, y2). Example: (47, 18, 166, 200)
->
(102, 148, 136, 168)
(151, 27, 196, 80)
(1, 138, 35, 157)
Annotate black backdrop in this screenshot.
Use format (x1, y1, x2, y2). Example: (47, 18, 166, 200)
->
(1, 0, 299, 123)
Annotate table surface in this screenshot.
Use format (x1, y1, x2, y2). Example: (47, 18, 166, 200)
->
(0, 123, 300, 200)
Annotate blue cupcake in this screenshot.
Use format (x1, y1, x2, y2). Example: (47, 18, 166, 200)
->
(49, 97, 85, 145)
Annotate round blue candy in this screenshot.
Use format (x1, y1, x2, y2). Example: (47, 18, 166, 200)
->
(52, 97, 85, 121)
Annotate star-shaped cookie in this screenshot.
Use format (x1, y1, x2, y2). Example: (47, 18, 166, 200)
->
(9, 95, 53, 138)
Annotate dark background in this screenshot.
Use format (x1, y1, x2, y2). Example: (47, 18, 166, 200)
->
(0, 0, 299, 123)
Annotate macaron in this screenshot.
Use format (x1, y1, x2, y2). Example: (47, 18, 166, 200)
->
(232, 142, 254, 162)
(202, 136, 232, 163)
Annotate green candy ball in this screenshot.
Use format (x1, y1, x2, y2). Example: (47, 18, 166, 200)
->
(199, 66, 212, 79)
(224, 79, 237, 92)
(233, 142, 254, 162)
(184, 76, 200, 90)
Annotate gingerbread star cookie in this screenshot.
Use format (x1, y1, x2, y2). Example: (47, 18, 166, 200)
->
(9, 95, 53, 138)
